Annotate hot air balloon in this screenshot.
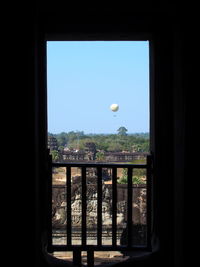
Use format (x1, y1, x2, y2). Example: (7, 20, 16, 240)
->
(110, 104, 119, 112)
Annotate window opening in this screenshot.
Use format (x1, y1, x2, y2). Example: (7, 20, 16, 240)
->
(47, 41, 150, 266)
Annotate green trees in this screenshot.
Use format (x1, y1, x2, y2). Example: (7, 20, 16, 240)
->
(117, 168, 146, 185)
(48, 131, 149, 153)
(50, 150, 59, 162)
(96, 151, 105, 161)
(117, 126, 128, 136)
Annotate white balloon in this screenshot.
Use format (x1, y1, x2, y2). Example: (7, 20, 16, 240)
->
(110, 104, 119, 112)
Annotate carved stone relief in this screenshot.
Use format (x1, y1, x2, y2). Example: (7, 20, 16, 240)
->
(52, 182, 146, 228)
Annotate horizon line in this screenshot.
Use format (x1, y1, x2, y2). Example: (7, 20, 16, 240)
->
(48, 131, 149, 135)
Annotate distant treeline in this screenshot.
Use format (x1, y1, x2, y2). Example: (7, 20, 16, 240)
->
(48, 131, 149, 153)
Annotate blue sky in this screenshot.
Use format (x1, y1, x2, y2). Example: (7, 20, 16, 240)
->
(47, 41, 149, 134)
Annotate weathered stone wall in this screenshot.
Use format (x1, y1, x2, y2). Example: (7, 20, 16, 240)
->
(52, 183, 146, 239)
(61, 151, 148, 162)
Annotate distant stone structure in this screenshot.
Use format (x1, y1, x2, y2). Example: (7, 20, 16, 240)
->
(48, 135, 148, 163)
(48, 136, 58, 151)
(84, 142, 96, 161)
(63, 151, 86, 161)
(103, 152, 148, 162)
(61, 150, 148, 162)
(62, 142, 97, 162)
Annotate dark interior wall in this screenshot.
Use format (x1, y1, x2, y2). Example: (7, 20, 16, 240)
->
(172, 26, 185, 266)
(5, 3, 196, 267)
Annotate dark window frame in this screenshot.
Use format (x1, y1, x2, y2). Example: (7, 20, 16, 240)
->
(35, 16, 175, 266)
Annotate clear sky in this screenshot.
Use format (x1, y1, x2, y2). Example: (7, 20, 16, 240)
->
(47, 41, 149, 134)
